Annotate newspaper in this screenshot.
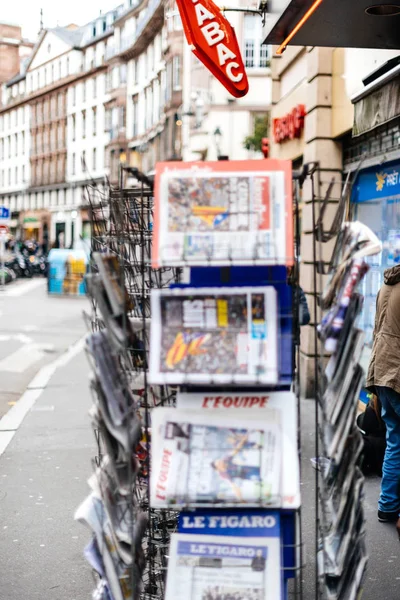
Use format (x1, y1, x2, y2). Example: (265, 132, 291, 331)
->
(149, 286, 278, 385)
(165, 531, 282, 600)
(93, 253, 132, 317)
(152, 160, 293, 267)
(177, 391, 300, 509)
(150, 408, 281, 508)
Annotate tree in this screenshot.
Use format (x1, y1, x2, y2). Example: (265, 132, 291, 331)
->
(243, 114, 270, 152)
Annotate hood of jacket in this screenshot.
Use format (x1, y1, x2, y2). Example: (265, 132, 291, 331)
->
(384, 264, 400, 286)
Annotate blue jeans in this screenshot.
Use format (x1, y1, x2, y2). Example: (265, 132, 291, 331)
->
(376, 385, 400, 513)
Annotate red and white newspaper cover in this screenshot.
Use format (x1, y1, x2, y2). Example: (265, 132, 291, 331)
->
(152, 160, 293, 267)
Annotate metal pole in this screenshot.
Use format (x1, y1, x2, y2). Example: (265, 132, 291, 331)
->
(0, 233, 5, 290)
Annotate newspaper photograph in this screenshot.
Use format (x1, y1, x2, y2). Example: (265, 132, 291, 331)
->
(165, 532, 282, 600)
(152, 160, 293, 267)
(176, 391, 300, 509)
(149, 287, 278, 385)
(150, 408, 281, 508)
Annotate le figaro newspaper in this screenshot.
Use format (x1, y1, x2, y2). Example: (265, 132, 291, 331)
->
(165, 511, 282, 600)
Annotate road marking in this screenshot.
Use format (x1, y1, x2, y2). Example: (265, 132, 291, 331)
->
(0, 343, 54, 373)
(0, 335, 86, 456)
(3, 279, 46, 297)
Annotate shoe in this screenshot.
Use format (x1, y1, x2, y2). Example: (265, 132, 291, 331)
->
(396, 518, 400, 541)
(378, 510, 399, 523)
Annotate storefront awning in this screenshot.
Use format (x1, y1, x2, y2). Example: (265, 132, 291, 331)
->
(352, 69, 400, 137)
(262, 0, 400, 51)
(23, 222, 40, 229)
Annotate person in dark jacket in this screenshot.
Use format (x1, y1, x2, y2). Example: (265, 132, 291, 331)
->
(366, 264, 400, 523)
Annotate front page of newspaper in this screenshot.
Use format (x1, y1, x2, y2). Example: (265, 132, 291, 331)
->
(150, 409, 281, 508)
(153, 161, 293, 267)
(176, 391, 300, 509)
(149, 286, 278, 385)
(166, 532, 282, 600)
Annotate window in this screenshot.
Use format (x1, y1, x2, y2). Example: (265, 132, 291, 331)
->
(0, 139, 3, 160)
(8, 168, 11, 185)
(120, 64, 127, 84)
(92, 148, 97, 171)
(82, 150, 86, 171)
(82, 81, 86, 102)
(134, 59, 138, 85)
(72, 152, 76, 175)
(93, 77, 97, 98)
(22, 165, 25, 183)
(72, 114, 76, 141)
(243, 15, 270, 69)
(51, 63, 54, 82)
(58, 92, 63, 116)
(8, 136, 11, 158)
(92, 107, 97, 136)
(15, 166, 18, 184)
(44, 67, 47, 87)
(58, 61, 62, 79)
(132, 96, 138, 137)
(173, 55, 181, 90)
(66, 57, 70, 75)
(105, 108, 111, 132)
(14, 134, 18, 156)
(22, 132, 25, 155)
(82, 110, 86, 138)
(72, 86, 76, 106)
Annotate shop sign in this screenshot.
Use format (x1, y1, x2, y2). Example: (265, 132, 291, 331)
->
(273, 105, 306, 143)
(351, 162, 400, 203)
(175, 0, 249, 98)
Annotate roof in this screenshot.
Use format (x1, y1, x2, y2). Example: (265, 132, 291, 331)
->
(5, 72, 26, 88)
(51, 26, 85, 48)
(263, 0, 400, 50)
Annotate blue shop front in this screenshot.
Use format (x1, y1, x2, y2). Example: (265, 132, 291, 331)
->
(351, 160, 400, 346)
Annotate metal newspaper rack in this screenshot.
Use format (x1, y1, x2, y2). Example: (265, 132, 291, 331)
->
(77, 163, 306, 600)
(304, 161, 375, 600)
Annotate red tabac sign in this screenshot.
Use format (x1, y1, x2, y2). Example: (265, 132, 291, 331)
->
(176, 0, 249, 98)
(273, 105, 306, 143)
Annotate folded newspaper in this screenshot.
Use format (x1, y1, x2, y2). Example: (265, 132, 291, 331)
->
(150, 408, 281, 508)
(165, 532, 282, 600)
(149, 286, 279, 385)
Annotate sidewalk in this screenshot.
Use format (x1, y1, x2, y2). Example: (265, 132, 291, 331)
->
(300, 398, 400, 600)
(0, 344, 95, 600)
(1, 345, 399, 599)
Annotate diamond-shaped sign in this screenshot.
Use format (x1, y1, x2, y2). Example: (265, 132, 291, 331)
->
(176, 0, 249, 98)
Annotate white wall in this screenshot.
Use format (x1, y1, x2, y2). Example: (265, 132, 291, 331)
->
(344, 48, 400, 98)
(0, 105, 31, 193)
(66, 72, 110, 183)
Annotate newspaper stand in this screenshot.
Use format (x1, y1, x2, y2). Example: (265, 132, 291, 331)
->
(77, 163, 306, 600)
(302, 162, 380, 599)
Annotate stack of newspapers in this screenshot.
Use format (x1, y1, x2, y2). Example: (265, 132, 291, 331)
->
(75, 253, 150, 600)
(317, 222, 382, 599)
(148, 159, 299, 600)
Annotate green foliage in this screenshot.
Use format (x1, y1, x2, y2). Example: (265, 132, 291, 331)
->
(243, 114, 270, 152)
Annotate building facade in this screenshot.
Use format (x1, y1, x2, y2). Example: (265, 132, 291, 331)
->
(269, 45, 400, 394)
(0, 1, 273, 247)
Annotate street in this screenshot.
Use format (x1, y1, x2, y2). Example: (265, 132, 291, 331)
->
(0, 280, 94, 599)
(0, 279, 88, 418)
(0, 279, 399, 599)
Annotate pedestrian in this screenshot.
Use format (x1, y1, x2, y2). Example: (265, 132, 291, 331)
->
(366, 263, 400, 524)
